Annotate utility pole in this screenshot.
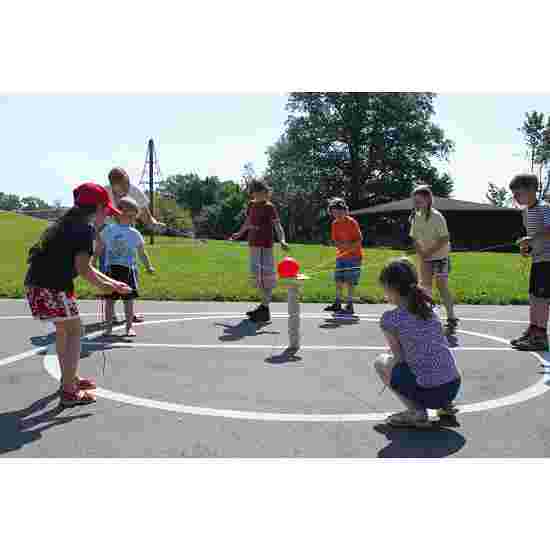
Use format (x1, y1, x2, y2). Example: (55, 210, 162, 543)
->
(139, 138, 162, 245)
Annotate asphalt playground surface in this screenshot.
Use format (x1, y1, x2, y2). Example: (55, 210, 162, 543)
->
(1, 298, 550, 458)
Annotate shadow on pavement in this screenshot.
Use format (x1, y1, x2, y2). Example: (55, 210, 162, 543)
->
(318, 316, 360, 330)
(373, 421, 466, 458)
(0, 391, 92, 455)
(265, 349, 303, 365)
(215, 320, 280, 342)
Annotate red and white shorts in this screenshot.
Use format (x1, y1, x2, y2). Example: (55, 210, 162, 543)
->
(25, 286, 80, 322)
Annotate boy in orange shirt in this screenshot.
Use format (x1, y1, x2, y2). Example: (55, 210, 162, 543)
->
(324, 198, 363, 315)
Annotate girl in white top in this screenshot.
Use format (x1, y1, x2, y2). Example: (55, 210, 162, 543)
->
(409, 185, 458, 336)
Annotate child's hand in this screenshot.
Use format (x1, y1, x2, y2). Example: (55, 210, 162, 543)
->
(518, 237, 532, 256)
(114, 282, 132, 295)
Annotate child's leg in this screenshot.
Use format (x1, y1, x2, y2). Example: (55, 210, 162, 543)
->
(55, 321, 68, 386)
(261, 288, 272, 307)
(335, 281, 344, 303)
(435, 275, 456, 319)
(530, 299, 549, 332)
(124, 299, 135, 335)
(418, 260, 433, 297)
(104, 299, 114, 334)
(374, 354, 424, 412)
(55, 318, 82, 392)
(345, 282, 354, 305)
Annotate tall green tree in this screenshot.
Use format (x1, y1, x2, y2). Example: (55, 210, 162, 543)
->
(486, 182, 511, 207)
(159, 173, 221, 218)
(276, 92, 455, 210)
(0, 192, 22, 211)
(20, 196, 50, 210)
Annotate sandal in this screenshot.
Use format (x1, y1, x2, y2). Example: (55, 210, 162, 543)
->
(60, 389, 96, 407)
(60, 378, 96, 391)
(386, 410, 432, 429)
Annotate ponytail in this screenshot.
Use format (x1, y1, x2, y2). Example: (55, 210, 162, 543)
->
(406, 283, 435, 320)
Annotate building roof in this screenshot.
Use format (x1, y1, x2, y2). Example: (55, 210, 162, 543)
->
(350, 196, 520, 215)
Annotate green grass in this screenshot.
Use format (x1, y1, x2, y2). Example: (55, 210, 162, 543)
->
(0, 210, 531, 304)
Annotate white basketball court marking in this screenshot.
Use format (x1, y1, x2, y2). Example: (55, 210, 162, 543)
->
(36, 314, 550, 422)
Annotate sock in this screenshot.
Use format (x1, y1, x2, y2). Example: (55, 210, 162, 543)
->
(347, 288, 353, 304)
(335, 287, 342, 304)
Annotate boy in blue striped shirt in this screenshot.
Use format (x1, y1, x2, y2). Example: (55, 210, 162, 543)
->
(510, 174, 550, 351)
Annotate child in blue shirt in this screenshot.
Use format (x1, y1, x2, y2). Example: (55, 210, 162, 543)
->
(94, 196, 155, 336)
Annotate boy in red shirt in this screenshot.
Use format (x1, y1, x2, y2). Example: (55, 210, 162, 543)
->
(230, 180, 289, 323)
(324, 198, 363, 315)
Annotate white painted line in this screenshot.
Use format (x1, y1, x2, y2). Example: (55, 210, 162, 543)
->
(39, 315, 550, 422)
(0, 311, 530, 324)
(0, 346, 46, 367)
(81, 342, 514, 352)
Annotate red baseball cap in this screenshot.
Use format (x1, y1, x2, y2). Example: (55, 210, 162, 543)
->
(73, 182, 122, 216)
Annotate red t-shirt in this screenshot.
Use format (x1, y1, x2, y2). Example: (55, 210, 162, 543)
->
(246, 201, 279, 248)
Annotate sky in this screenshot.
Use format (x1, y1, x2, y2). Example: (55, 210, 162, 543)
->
(1, 93, 550, 207)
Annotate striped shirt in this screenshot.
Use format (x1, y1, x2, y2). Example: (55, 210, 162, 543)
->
(523, 201, 550, 263)
(380, 306, 459, 387)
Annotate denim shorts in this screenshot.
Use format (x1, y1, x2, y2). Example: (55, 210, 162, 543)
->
(334, 258, 362, 285)
(390, 362, 461, 410)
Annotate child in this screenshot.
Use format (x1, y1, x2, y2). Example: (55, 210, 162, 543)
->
(374, 257, 462, 428)
(24, 182, 132, 407)
(323, 198, 363, 315)
(230, 179, 289, 324)
(509, 174, 550, 351)
(93, 196, 155, 337)
(102, 166, 164, 324)
(409, 185, 459, 336)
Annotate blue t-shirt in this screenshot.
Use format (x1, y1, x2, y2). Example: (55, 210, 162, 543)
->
(101, 224, 144, 270)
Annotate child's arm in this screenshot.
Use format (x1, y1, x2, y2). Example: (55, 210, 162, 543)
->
(273, 220, 289, 250)
(137, 244, 155, 273)
(421, 236, 450, 258)
(382, 330, 403, 362)
(92, 237, 105, 268)
(75, 252, 131, 294)
(230, 212, 252, 240)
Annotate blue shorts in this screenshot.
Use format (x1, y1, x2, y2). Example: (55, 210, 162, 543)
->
(390, 362, 461, 410)
(335, 258, 362, 286)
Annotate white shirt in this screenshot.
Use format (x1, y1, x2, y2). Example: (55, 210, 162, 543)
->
(104, 183, 150, 223)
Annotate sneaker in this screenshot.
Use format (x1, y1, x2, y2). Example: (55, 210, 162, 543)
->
(324, 302, 343, 313)
(512, 333, 549, 352)
(344, 303, 355, 315)
(246, 305, 261, 317)
(437, 404, 459, 417)
(444, 317, 459, 336)
(510, 327, 532, 347)
(249, 305, 270, 324)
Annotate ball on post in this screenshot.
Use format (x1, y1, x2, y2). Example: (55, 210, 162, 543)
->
(277, 256, 300, 278)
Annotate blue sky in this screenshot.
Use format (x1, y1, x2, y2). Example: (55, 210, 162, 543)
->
(1, 93, 549, 207)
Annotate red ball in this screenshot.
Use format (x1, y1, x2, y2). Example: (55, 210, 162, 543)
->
(277, 257, 300, 278)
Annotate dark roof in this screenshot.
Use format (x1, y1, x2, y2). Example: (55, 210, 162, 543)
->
(350, 197, 520, 215)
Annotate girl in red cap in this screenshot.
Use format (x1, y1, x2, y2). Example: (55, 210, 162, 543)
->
(24, 182, 132, 406)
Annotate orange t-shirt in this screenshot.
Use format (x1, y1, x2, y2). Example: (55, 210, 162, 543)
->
(331, 216, 363, 259)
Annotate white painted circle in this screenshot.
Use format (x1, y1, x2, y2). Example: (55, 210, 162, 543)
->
(39, 313, 550, 422)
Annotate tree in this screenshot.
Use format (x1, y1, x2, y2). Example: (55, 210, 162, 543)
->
(159, 173, 221, 218)
(519, 111, 545, 175)
(0, 192, 22, 211)
(20, 196, 50, 210)
(272, 93, 454, 212)
(193, 181, 248, 238)
(486, 182, 511, 207)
